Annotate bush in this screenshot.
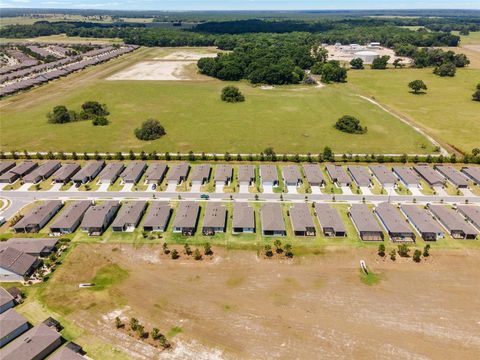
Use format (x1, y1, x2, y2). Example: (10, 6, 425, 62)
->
(81, 101, 109, 117)
(134, 119, 166, 141)
(334, 115, 367, 134)
(413, 249, 422, 262)
(371, 55, 390, 69)
(320, 61, 347, 83)
(221, 86, 245, 103)
(433, 62, 456, 77)
(92, 116, 109, 126)
(350, 58, 364, 69)
(47, 105, 74, 124)
(472, 83, 480, 101)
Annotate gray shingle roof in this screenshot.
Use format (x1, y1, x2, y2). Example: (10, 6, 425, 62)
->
(289, 203, 314, 232)
(120, 162, 146, 183)
(23, 161, 60, 183)
(143, 202, 171, 230)
(375, 202, 413, 234)
(413, 165, 445, 186)
(98, 163, 124, 182)
(50, 201, 91, 231)
(191, 164, 211, 182)
(401, 204, 444, 235)
(202, 203, 227, 228)
(144, 163, 168, 182)
(325, 164, 351, 185)
(392, 166, 420, 186)
(261, 203, 285, 232)
(80, 201, 119, 228)
(0, 309, 28, 340)
(13, 201, 63, 231)
(0, 287, 15, 309)
(0, 247, 38, 276)
(369, 165, 396, 186)
(214, 165, 233, 183)
(0, 161, 15, 176)
(232, 203, 255, 229)
(173, 202, 200, 228)
(428, 205, 478, 237)
(51, 163, 80, 182)
(461, 167, 480, 183)
(434, 165, 468, 187)
(237, 165, 255, 183)
(349, 204, 382, 233)
(347, 165, 371, 187)
(0, 238, 58, 256)
(282, 165, 302, 184)
(167, 163, 189, 182)
(315, 204, 346, 234)
(112, 201, 146, 228)
(260, 165, 278, 183)
(302, 164, 324, 186)
(71, 160, 105, 182)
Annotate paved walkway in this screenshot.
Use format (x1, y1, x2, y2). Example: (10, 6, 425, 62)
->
(287, 185, 298, 194)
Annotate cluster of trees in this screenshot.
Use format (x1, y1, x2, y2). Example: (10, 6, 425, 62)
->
(163, 242, 213, 260)
(473, 83, 480, 102)
(378, 244, 430, 262)
(371, 55, 390, 70)
(47, 101, 110, 125)
(334, 115, 367, 134)
(115, 317, 170, 349)
(311, 60, 347, 83)
(134, 119, 166, 141)
(264, 240, 293, 258)
(221, 86, 245, 102)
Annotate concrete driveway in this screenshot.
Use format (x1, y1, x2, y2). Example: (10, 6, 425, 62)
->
(263, 185, 273, 194)
(310, 186, 321, 194)
(360, 187, 372, 195)
(286, 185, 298, 194)
(341, 186, 353, 195)
(191, 183, 201, 193)
(215, 185, 224, 193)
(434, 186, 448, 196)
(97, 183, 110, 191)
(121, 183, 133, 192)
(409, 187, 423, 196)
(239, 184, 249, 193)
(166, 183, 177, 192)
(18, 183, 32, 191)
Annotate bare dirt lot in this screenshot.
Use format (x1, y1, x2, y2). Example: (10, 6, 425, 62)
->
(107, 51, 218, 81)
(38, 244, 480, 359)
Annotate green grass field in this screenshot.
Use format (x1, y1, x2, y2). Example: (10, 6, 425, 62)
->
(0, 47, 433, 155)
(455, 31, 480, 46)
(347, 67, 480, 154)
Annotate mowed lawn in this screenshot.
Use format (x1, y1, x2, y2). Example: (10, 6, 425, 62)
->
(347, 67, 480, 154)
(0, 47, 432, 154)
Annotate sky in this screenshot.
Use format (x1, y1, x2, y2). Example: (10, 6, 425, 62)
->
(0, 1, 479, 11)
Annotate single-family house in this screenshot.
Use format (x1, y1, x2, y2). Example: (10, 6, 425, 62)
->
(71, 160, 104, 185)
(191, 164, 211, 186)
(289, 203, 315, 236)
(0, 248, 40, 282)
(369, 165, 396, 188)
(172, 202, 200, 236)
(302, 164, 324, 187)
(50, 344, 87, 360)
(51, 163, 80, 184)
(237, 165, 255, 186)
(49, 201, 92, 234)
(392, 166, 421, 188)
(413, 165, 445, 187)
(120, 162, 147, 184)
(428, 205, 478, 239)
(0, 161, 38, 184)
(282, 165, 303, 187)
(214, 165, 233, 186)
(232, 203, 255, 234)
(0, 238, 58, 257)
(260, 203, 286, 236)
(13, 200, 63, 233)
(0, 287, 15, 314)
(401, 204, 444, 241)
(325, 164, 351, 187)
(374, 202, 415, 242)
(457, 205, 480, 231)
(144, 163, 168, 184)
(315, 203, 346, 237)
(260, 165, 278, 186)
(23, 161, 61, 184)
(347, 165, 372, 188)
(80, 201, 120, 236)
(166, 163, 190, 185)
(0, 161, 15, 176)
(112, 201, 147, 232)
(434, 165, 469, 188)
(202, 203, 227, 235)
(461, 166, 480, 185)
(97, 163, 124, 184)
(0, 309, 29, 347)
(143, 202, 172, 232)
(348, 204, 384, 241)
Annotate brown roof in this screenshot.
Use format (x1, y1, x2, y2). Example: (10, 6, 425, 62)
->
(214, 165, 233, 182)
(51, 163, 80, 182)
(13, 201, 63, 231)
(0, 238, 58, 256)
(232, 203, 255, 229)
(112, 201, 146, 228)
(261, 203, 285, 232)
(282, 165, 302, 184)
(144, 163, 168, 182)
(80, 201, 119, 228)
(143, 202, 172, 229)
(167, 162, 189, 182)
(191, 164, 211, 182)
(173, 202, 200, 228)
(0, 323, 61, 360)
(0, 308, 28, 339)
(71, 160, 105, 182)
(98, 163, 124, 182)
(0, 287, 15, 308)
(237, 165, 255, 183)
(260, 165, 278, 183)
(315, 204, 346, 234)
(50, 201, 91, 231)
(302, 164, 324, 186)
(0, 247, 38, 276)
(325, 164, 351, 185)
(289, 203, 315, 232)
(0, 161, 15, 176)
(202, 203, 227, 228)
(23, 161, 60, 183)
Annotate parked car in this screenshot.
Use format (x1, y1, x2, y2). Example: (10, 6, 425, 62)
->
(200, 194, 210, 200)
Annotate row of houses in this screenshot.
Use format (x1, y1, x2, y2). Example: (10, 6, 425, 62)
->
(0, 287, 88, 359)
(349, 203, 479, 242)
(1, 160, 479, 192)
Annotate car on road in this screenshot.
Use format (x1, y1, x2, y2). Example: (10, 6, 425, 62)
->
(200, 194, 210, 199)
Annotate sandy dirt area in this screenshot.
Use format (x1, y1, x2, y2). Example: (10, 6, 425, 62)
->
(324, 45, 411, 65)
(107, 51, 218, 81)
(42, 244, 480, 360)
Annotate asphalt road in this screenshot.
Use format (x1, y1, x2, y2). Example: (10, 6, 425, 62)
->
(1, 189, 479, 220)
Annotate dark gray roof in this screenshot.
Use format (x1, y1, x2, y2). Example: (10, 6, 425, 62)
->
(50, 201, 91, 231)
(50, 346, 86, 360)
(392, 166, 420, 186)
(289, 203, 314, 232)
(349, 204, 382, 233)
(173, 202, 200, 228)
(98, 163, 124, 182)
(237, 165, 255, 183)
(347, 165, 371, 187)
(282, 165, 302, 184)
(428, 205, 478, 236)
(369, 165, 397, 186)
(461, 167, 480, 183)
(0, 238, 59, 256)
(51, 163, 80, 182)
(260, 165, 278, 183)
(120, 162, 146, 182)
(144, 163, 168, 182)
(202, 203, 227, 228)
(315, 204, 346, 234)
(434, 166, 468, 187)
(0, 161, 15, 176)
(0, 247, 38, 276)
(112, 202, 146, 228)
(401, 205, 444, 235)
(80, 201, 119, 228)
(413, 165, 445, 186)
(143, 202, 171, 229)
(302, 164, 324, 185)
(0, 287, 15, 308)
(191, 164, 211, 182)
(9, 161, 38, 177)
(13, 201, 62, 231)
(23, 161, 60, 182)
(214, 165, 233, 182)
(71, 160, 104, 182)
(0, 308, 28, 339)
(325, 164, 351, 185)
(232, 203, 255, 229)
(261, 203, 285, 232)
(457, 205, 480, 230)
(0, 323, 61, 360)
(167, 163, 189, 182)
(375, 203, 413, 234)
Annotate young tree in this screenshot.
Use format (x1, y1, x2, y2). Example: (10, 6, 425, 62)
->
(274, 239, 283, 254)
(135, 119, 166, 141)
(194, 248, 202, 260)
(129, 317, 139, 331)
(162, 242, 170, 255)
(408, 80, 427, 94)
(264, 244, 273, 257)
(204, 242, 213, 256)
(221, 86, 245, 103)
(413, 249, 422, 263)
(423, 244, 431, 257)
(115, 316, 124, 329)
(397, 244, 410, 257)
(284, 243, 293, 258)
(323, 146, 334, 161)
(390, 249, 397, 261)
(378, 244, 386, 257)
(171, 249, 179, 260)
(350, 58, 364, 69)
(184, 243, 192, 256)
(81, 101, 109, 118)
(151, 328, 162, 340)
(136, 324, 147, 339)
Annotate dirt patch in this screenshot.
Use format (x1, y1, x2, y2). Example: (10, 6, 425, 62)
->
(42, 244, 480, 359)
(160, 51, 218, 61)
(106, 61, 198, 81)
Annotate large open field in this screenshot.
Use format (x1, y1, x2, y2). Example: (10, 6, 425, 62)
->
(347, 67, 480, 154)
(10, 244, 480, 359)
(0, 47, 434, 155)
